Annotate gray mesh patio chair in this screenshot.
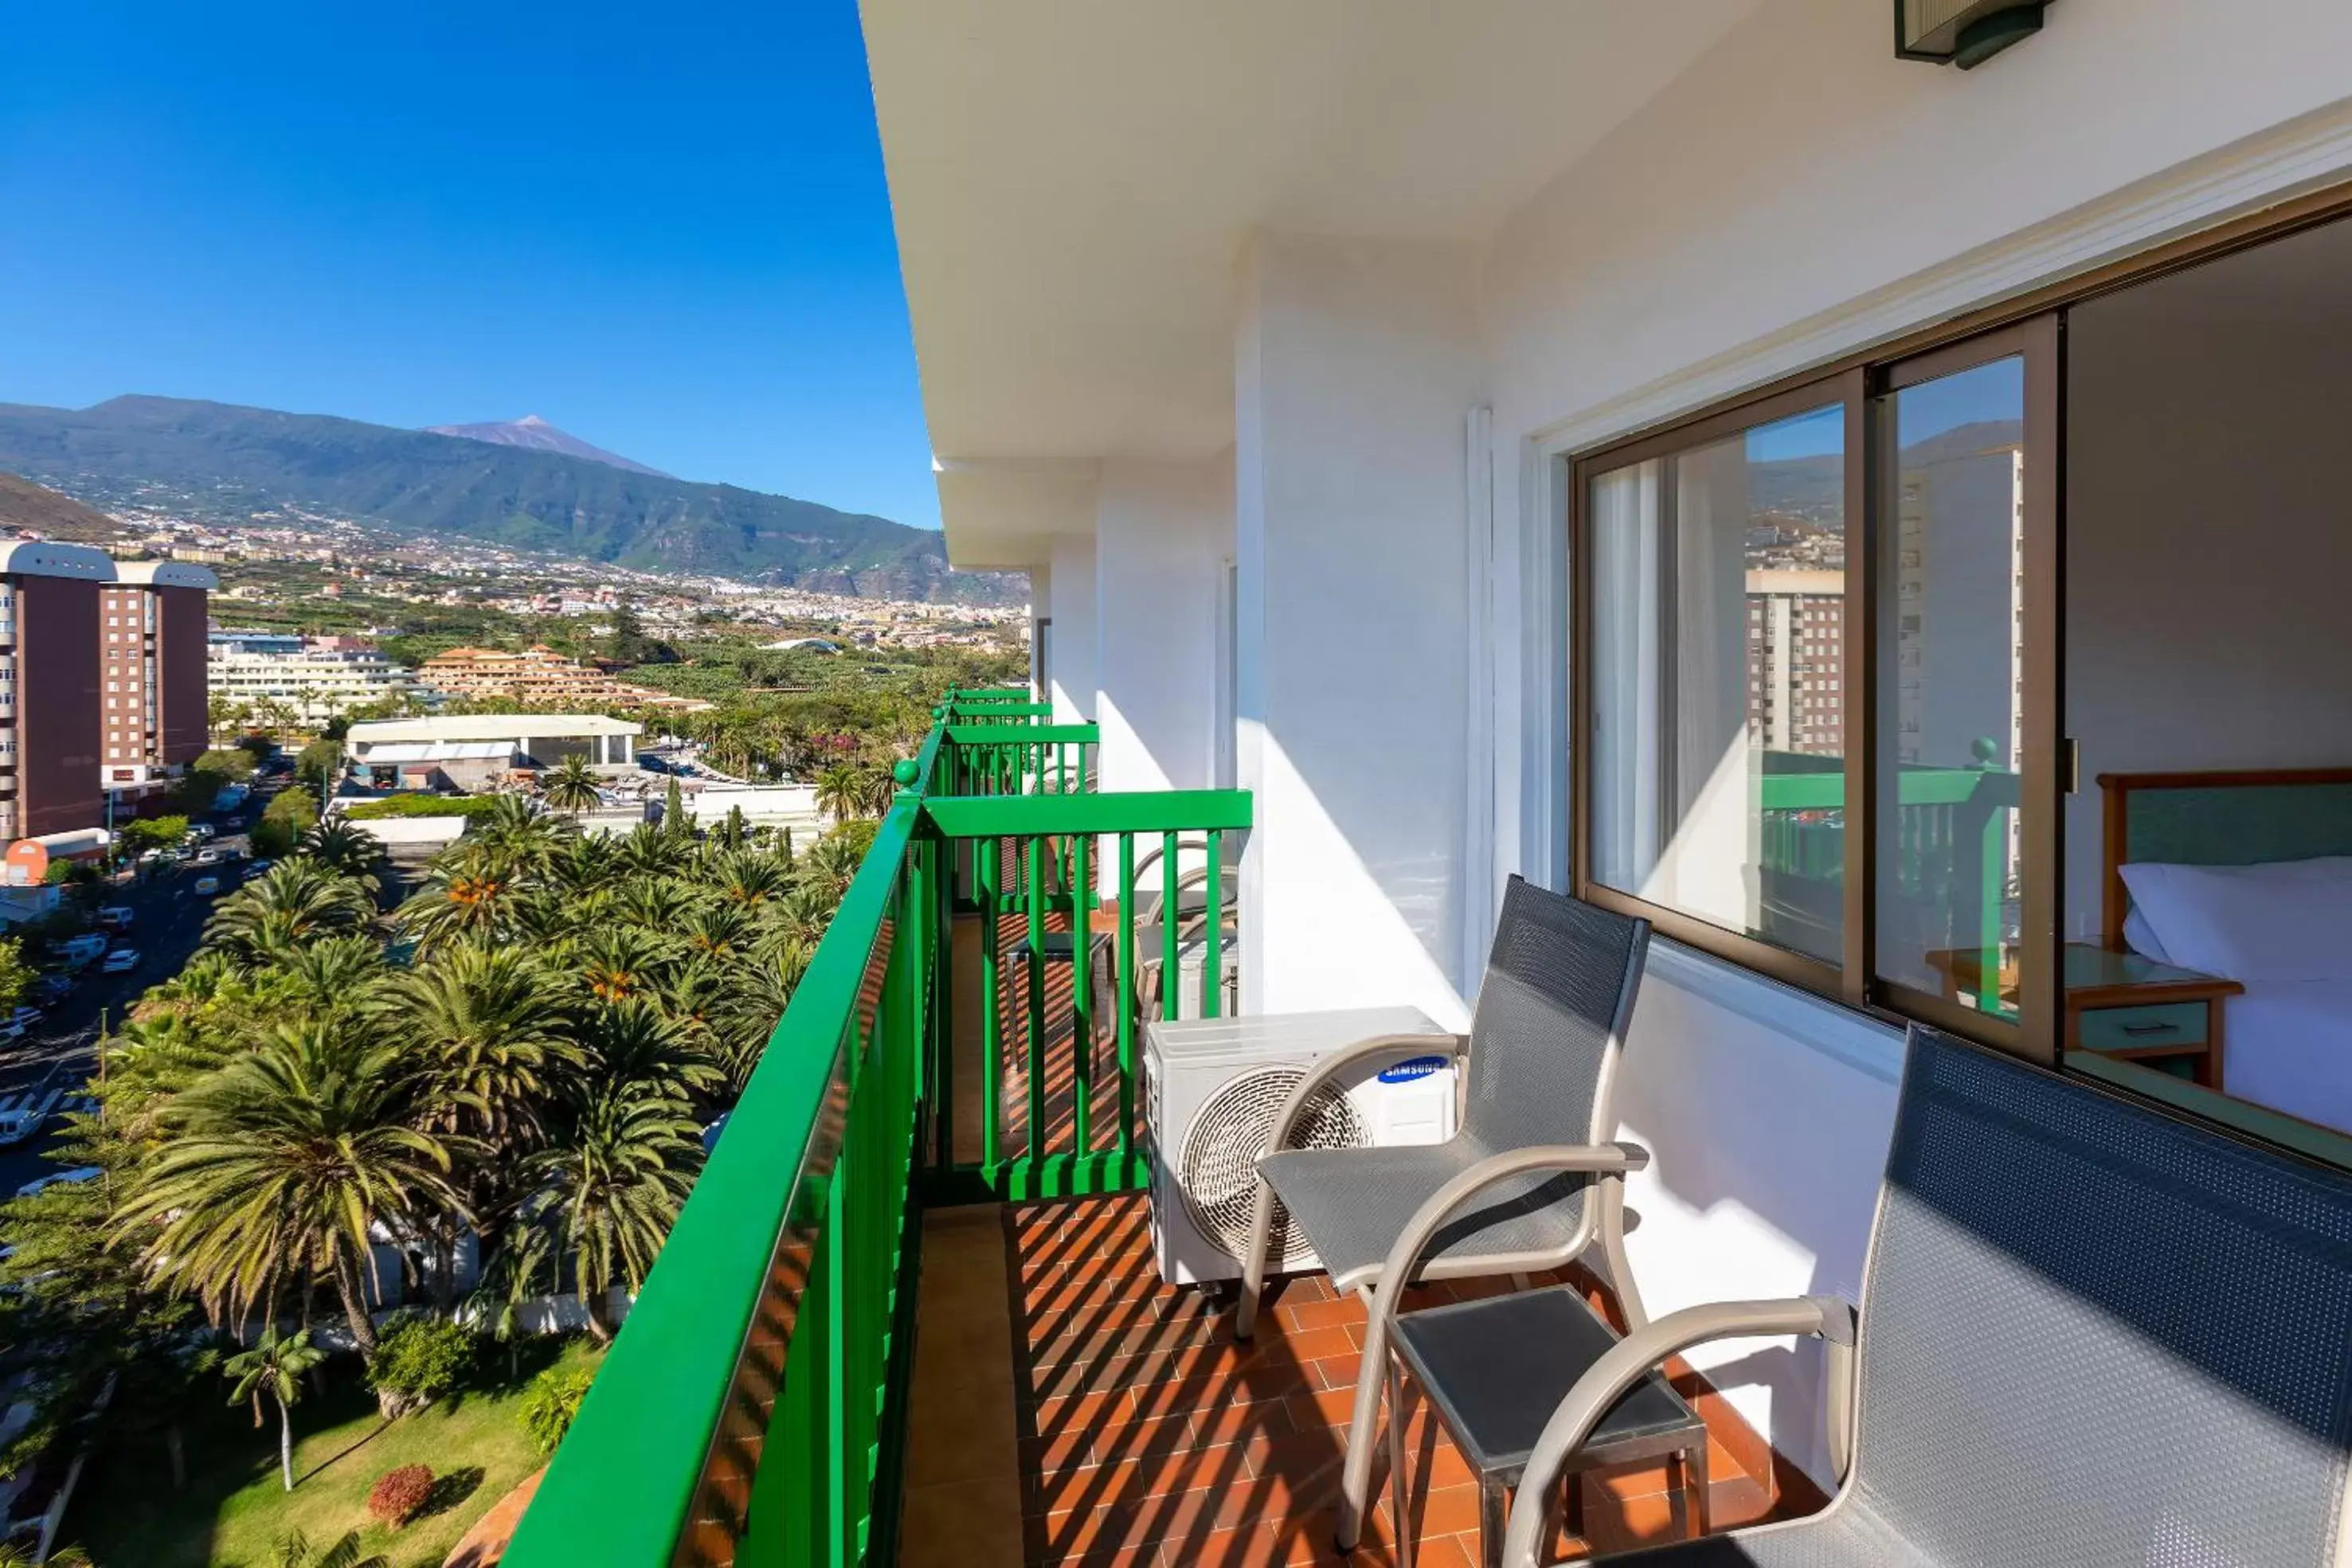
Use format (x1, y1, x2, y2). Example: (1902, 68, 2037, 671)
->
(1235, 875, 1653, 1551)
(1495, 1023, 2352, 1568)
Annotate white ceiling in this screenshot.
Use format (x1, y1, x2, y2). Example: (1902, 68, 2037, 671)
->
(862, 0, 1761, 496)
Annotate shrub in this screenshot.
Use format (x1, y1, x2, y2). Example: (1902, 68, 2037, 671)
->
(342, 793, 500, 822)
(366, 1462, 436, 1527)
(519, 1363, 596, 1456)
(367, 1316, 475, 1417)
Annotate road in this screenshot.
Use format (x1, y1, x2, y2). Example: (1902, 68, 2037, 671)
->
(0, 786, 269, 1198)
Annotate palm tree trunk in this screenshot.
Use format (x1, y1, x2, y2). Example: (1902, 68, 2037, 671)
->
(276, 1394, 295, 1492)
(335, 1251, 380, 1361)
(166, 1425, 186, 1488)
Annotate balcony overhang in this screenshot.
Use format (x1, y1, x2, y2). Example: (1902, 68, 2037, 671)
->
(932, 457, 1100, 573)
(860, 0, 1762, 555)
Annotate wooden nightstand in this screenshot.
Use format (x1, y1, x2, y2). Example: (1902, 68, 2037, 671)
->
(1923, 944, 2242, 1090)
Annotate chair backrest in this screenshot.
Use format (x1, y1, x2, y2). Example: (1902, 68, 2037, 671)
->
(1459, 876, 1649, 1155)
(1852, 1026, 2352, 1565)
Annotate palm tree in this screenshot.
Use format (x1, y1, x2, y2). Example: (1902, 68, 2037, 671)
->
(267, 1531, 389, 1568)
(295, 816, 383, 888)
(706, 956, 802, 1092)
(613, 822, 695, 880)
(708, 848, 792, 909)
(202, 859, 378, 966)
(858, 762, 901, 816)
(678, 902, 753, 961)
(583, 996, 722, 1106)
(272, 934, 389, 1018)
(610, 875, 703, 934)
(119, 1022, 464, 1371)
(381, 944, 572, 1146)
(464, 794, 577, 879)
(0, 1545, 94, 1566)
(813, 762, 865, 824)
(510, 1085, 701, 1342)
(798, 831, 868, 901)
(576, 928, 679, 1007)
(225, 1325, 326, 1492)
(397, 849, 518, 955)
(541, 755, 605, 813)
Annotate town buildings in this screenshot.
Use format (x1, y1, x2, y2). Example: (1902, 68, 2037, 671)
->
(417, 644, 708, 710)
(208, 631, 432, 722)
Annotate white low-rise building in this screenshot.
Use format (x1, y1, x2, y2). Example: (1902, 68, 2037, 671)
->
(345, 714, 643, 792)
(207, 634, 432, 723)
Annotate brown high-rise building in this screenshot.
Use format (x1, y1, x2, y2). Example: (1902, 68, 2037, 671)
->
(0, 547, 217, 847)
(0, 542, 114, 842)
(104, 561, 217, 790)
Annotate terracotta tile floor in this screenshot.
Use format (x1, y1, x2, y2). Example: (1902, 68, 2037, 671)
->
(898, 908, 1788, 1568)
(898, 1196, 1778, 1568)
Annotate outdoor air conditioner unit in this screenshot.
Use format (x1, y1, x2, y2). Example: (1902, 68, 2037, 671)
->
(1145, 1009, 1458, 1288)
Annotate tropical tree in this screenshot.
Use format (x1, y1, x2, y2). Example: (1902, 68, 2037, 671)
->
(542, 755, 605, 813)
(203, 859, 378, 965)
(382, 944, 572, 1147)
(119, 1021, 464, 1379)
(225, 1324, 327, 1492)
(295, 816, 384, 888)
(397, 848, 519, 955)
(464, 793, 578, 879)
(507, 1086, 701, 1342)
(0, 1546, 94, 1567)
(813, 762, 865, 824)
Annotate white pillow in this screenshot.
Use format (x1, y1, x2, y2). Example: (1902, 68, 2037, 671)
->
(2121, 908, 2171, 963)
(2120, 858, 2352, 983)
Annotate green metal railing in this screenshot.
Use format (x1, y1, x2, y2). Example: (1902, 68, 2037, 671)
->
(1755, 753, 2020, 1012)
(503, 690, 1250, 1568)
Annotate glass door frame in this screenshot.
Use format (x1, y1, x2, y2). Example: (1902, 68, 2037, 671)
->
(1868, 315, 2063, 1065)
(1569, 368, 1870, 1002)
(1567, 315, 2064, 1066)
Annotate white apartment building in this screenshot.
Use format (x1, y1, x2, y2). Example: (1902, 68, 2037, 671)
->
(207, 634, 431, 724)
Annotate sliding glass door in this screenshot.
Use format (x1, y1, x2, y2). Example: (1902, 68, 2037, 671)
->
(1573, 321, 2060, 1062)
(1872, 323, 2061, 1058)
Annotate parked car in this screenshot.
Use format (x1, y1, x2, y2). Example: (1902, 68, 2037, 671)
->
(192, 875, 221, 897)
(56, 934, 108, 970)
(14, 1167, 99, 1200)
(7, 1006, 41, 1030)
(0, 1089, 63, 1145)
(100, 947, 140, 975)
(27, 974, 73, 1007)
(242, 859, 272, 882)
(191, 847, 225, 867)
(95, 904, 134, 932)
(186, 823, 217, 841)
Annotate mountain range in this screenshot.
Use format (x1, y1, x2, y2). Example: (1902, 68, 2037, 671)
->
(424, 413, 673, 477)
(0, 396, 1019, 605)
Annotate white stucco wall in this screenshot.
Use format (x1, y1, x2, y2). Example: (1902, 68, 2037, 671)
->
(1235, 233, 1483, 1027)
(1094, 456, 1233, 794)
(1046, 535, 1098, 724)
(1465, 0, 2352, 1488)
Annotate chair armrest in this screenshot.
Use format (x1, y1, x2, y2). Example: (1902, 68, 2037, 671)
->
(1499, 1295, 1857, 1568)
(1370, 1142, 1650, 1306)
(1258, 1032, 1469, 1163)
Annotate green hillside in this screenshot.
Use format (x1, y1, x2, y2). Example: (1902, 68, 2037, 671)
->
(0, 395, 1017, 604)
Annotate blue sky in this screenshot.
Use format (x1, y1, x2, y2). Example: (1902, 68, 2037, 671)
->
(0, 2, 943, 527)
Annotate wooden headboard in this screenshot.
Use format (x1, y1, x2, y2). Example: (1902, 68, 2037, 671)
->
(2099, 768, 2352, 948)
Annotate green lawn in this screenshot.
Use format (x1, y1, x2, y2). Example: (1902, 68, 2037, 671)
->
(68, 1339, 602, 1568)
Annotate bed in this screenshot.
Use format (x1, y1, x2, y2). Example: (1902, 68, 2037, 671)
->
(2100, 768, 2352, 1138)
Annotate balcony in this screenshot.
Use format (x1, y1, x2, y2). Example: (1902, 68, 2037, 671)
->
(497, 692, 1828, 1568)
